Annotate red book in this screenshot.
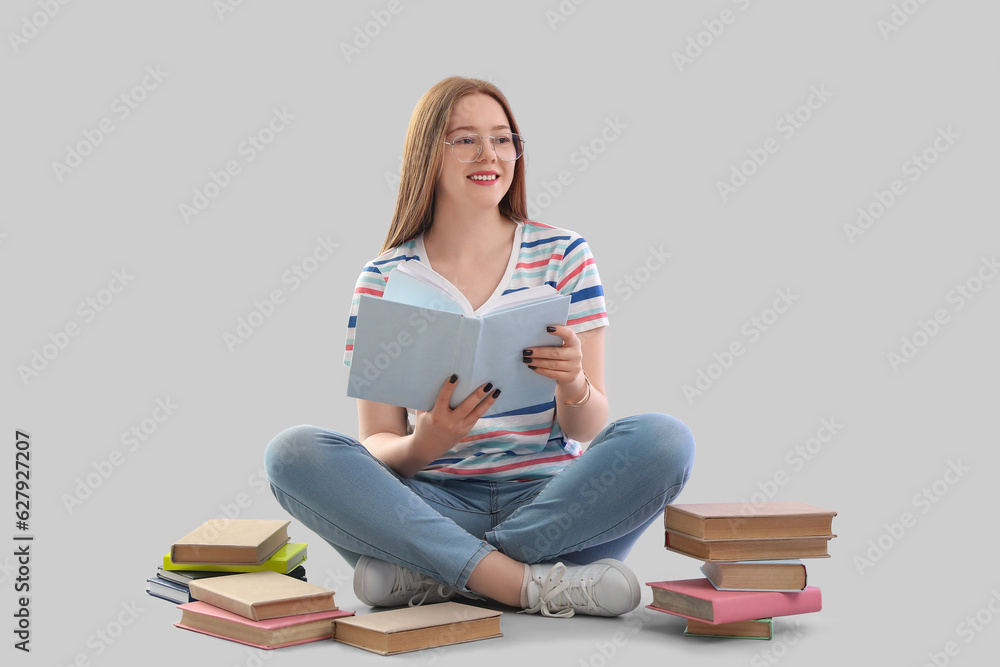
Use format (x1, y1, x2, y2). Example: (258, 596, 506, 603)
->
(646, 578, 822, 625)
(175, 601, 354, 649)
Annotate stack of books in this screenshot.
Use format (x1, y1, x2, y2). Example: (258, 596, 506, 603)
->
(148, 519, 354, 649)
(646, 501, 837, 640)
(175, 570, 353, 649)
(146, 519, 309, 605)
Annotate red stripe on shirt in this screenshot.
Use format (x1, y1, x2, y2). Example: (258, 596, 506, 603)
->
(459, 427, 553, 443)
(556, 257, 595, 291)
(354, 287, 384, 297)
(432, 452, 578, 475)
(516, 254, 563, 269)
(567, 312, 607, 327)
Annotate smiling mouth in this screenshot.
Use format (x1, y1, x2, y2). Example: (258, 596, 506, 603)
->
(468, 175, 498, 181)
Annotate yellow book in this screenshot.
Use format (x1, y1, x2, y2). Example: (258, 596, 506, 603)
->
(163, 543, 307, 574)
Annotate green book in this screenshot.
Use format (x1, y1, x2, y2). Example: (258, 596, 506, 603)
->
(163, 543, 307, 574)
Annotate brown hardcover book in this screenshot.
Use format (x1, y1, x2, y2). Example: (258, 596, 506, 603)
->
(700, 560, 807, 591)
(664, 502, 837, 539)
(188, 570, 337, 621)
(171, 520, 290, 565)
(685, 617, 773, 639)
(666, 530, 834, 561)
(331, 602, 502, 655)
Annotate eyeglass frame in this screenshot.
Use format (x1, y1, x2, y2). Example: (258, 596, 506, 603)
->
(442, 132, 526, 162)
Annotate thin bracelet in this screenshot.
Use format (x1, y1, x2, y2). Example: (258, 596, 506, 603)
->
(562, 371, 592, 408)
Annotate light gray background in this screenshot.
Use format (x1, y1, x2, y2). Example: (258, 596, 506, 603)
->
(3, 1, 998, 665)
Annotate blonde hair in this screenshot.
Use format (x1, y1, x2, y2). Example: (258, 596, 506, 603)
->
(380, 77, 529, 253)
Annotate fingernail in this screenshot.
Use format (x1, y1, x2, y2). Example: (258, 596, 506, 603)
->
(522, 356, 532, 363)
(546, 326, 556, 332)
(527, 365, 536, 370)
(483, 383, 493, 393)
(522, 349, 532, 356)
(491, 388, 501, 398)
(449, 374, 458, 383)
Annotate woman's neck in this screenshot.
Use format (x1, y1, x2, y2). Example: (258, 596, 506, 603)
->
(423, 204, 516, 265)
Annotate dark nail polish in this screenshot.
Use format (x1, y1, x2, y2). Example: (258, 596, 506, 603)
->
(522, 356, 532, 363)
(522, 349, 532, 356)
(483, 383, 493, 393)
(491, 388, 501, 399)
(449, 374, 458, 383)
(546, 326, 557, 332)
(527, 365, 536, 370)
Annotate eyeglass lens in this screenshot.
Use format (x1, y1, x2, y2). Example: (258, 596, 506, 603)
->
(451, 134, 523, 162)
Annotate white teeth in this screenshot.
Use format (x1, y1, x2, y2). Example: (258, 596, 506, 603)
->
(469, 174, 498, 180)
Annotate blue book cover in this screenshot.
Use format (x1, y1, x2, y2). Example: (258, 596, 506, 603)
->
(347, 261, 571, 416)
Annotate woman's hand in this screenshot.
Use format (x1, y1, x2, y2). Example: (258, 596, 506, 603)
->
(522, 324, 585, 387)
(410, 374, 501, 461)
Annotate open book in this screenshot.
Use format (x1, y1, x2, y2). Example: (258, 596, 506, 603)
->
(347, 260, 571, 416)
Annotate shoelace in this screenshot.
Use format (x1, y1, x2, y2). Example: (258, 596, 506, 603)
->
(520, 562, 602, 618)
(390, 565, 456, 607)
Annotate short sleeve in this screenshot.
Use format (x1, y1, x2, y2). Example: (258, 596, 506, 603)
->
(343, 263, 387, 367)
(555, 235, 609, 334)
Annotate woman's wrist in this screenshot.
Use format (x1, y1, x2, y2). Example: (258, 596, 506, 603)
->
(556, 370, 588, 404)
(561, 371, 591, 407)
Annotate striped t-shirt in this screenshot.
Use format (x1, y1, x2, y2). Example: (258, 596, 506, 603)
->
(343, 220, 609, 481)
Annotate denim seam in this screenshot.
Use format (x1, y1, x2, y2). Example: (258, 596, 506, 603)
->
(405, 486, 493, 515)
(457, 542, 496, 591)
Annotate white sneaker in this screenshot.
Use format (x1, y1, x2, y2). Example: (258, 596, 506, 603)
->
(521, 559, 641, 618)
(353, 555, 458, 607)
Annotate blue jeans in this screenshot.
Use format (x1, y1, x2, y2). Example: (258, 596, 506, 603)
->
(264, 413, 694, 592)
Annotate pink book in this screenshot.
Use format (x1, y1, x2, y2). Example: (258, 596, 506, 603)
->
(175, 601, 354, 649)
(646, 578, 821, 625)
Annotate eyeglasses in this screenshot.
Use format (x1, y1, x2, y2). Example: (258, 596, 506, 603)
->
(443, 133, 525, 162)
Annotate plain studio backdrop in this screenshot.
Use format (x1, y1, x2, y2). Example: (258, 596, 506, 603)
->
(3, 2, 998, 666)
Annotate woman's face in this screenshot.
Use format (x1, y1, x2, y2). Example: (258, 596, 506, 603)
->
(435, 93, 516, 215)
